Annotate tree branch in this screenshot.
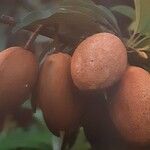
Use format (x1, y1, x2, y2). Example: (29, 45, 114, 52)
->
(0, 15, 16, 26)
(24, 25, 43, 51)
(0, 14, 55, 39)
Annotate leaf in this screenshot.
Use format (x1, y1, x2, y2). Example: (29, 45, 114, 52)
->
(111, 5, 135, 20)
(12, 8, 58, 33)
(62, 0, 95, 7)
(138, 37, 150, 48)
(134, 0, 150, 36)
(96, 5, 121, 35)
(0, 25, 7, 51)
(13, 0, 120, 40)
(62, 0, 121, 35)
(0, 125, 53, 150)
(133, 36, 150, 49)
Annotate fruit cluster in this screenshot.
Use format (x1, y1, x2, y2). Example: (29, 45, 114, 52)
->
(0, 32, 149, 147)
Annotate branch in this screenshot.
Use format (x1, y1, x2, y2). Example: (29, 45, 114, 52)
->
(0, 14, 55, 39)
(0, 15, 16, 26)
(24, 25, 43, 51)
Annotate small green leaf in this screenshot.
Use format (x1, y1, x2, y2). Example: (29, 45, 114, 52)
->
(13, 0, 120, 41)
(136, 37, 150, 49)
(0, 25, 7, 51)
(111, 5, 135, 20)
(62, 0, 120, 35)
(61, 0, 95, 7)
(134, 0, 150, 36)
(12, 8, 58, 33)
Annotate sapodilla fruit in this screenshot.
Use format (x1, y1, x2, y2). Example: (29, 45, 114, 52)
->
(82, 93, 127, 150)
(37, 52, 81, 136)
(109, 66, 150, 144)
(71, 32, 127, 90)
(0, 47, 38, 110)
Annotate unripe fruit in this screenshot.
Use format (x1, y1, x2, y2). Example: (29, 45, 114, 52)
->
(37, 53, 81, 136)
(71, 32, 127, 90)
(109, 66, 150, 144)
(0, 47, 38, 111)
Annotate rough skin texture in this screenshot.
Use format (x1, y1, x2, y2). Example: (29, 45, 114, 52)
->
(36, 53, 81, 136)
(109, 66, 150, 144)
(0, 47, 38, 111)
(71, 32, 127, 90)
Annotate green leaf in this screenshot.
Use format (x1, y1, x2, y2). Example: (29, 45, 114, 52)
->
(62, 0, 95, 7)
(12, 8, 58, 33)
(62, 0, 120, 35)
(135, 37, 150, 49)
(134, 0, 150, 36)
(111, 5, 135, 20)
(0, 119, 53, 150)
(0, 25, 7, 51)
(96, 5, 121, 35)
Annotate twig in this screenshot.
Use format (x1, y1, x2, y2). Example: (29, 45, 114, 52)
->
(24, 25, 43, 51)
(0, 15, 16, 26)
(0, 14, 55, 39)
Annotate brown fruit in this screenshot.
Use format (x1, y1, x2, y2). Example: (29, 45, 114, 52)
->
(82, 93, 109, 148)
(109, 66, 150, 144)
(0, 47, 38, 110)
(36, 52, 81, 136)
(82, 93, 129, 150)
(71, 32, 127, 90)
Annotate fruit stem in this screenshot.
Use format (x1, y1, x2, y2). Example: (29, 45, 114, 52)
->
(24, 25, 43, 51)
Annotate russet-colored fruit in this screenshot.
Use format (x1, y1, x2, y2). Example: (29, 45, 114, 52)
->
(36, 52, 81, 136)
(109, 66, 150, 144)
(0, 47, 38, 110)
(71, 32, 127, 90)
(82, 93, 128, 150)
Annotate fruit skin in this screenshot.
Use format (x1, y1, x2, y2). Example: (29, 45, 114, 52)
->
(36, 52, 81, 136)
(71, 32, 127, 90)
(0, 47, 38, 111)
(109, 66, 150, 144)
(82, 93, 111, 149)
(82, 92, 129, 150)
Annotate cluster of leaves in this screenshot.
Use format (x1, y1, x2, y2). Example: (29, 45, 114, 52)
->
(112, 0, 150, 71)
(11, 0, 150, 71)
(12, 0, 121, 45)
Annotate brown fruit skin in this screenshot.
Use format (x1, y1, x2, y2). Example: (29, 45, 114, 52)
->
(82, 93, 129, 150)
(36, 53, 81, 136)
(109, 66, 150, 144)
(0, 47, 38, 111)
(71, 32, 127, 90)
